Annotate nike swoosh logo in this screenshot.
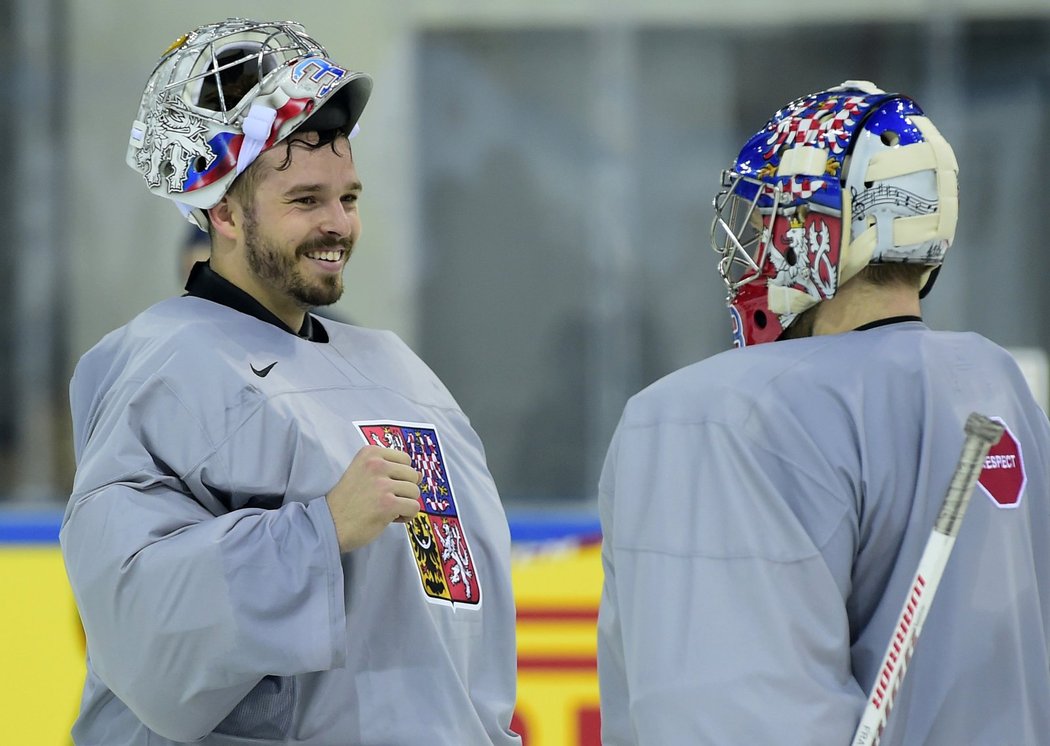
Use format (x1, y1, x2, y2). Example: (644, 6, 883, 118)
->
(251, 362, 278, 378)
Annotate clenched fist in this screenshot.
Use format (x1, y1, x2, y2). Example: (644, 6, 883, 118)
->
(326, 446, 421, 553)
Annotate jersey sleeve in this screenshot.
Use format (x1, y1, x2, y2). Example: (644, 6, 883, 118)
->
(60, 373, 347, 742)
(596, 423, 634, 745)
(597, 410, 865, 744)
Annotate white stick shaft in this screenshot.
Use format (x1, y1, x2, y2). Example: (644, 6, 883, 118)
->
(850, 533, 953, 746)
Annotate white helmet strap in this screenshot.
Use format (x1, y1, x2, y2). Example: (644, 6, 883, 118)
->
(236, 103, 278, 175)
(175, 201, 208, 231)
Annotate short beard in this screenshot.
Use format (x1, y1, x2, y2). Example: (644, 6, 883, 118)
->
(243, 206, 349, 309)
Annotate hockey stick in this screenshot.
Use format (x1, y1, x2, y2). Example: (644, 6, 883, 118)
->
(850, 412, 1004, 746)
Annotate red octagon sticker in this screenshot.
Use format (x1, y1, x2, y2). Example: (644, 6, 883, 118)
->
(977, 418, 1026, 508)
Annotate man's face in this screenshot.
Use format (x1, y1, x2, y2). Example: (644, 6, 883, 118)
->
(235, 133, 362, 317)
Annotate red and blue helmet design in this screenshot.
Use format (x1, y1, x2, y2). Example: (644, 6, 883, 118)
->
(711, 81, 958, 348)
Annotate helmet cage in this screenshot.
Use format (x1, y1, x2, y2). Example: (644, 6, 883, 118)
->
(157, 24, 324, 127)
(712, 170, 786, 298)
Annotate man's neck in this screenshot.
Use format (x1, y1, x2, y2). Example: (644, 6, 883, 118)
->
(209, 255, 308, 332)
(812, 278, 921, 337)
(184, 261, 325, 341)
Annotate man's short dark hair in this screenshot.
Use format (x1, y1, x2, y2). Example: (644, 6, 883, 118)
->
(858, 263, 930, 289)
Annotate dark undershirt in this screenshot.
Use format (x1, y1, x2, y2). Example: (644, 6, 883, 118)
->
(184, 260, 329, 343)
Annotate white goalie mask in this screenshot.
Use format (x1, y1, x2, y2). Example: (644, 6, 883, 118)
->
(126, 18, 373, 229)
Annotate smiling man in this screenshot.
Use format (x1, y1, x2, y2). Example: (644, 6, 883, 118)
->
(207, 130, 361, 331)
(60, 18, 520, 746)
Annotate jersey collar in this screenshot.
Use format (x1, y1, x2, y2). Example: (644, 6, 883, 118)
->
(184, 261, 329, 343)
(855, 315, 923, 332)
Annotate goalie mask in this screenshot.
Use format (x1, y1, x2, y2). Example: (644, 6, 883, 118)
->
(127, 18, 372, 229)
(710, 80, 958, 348)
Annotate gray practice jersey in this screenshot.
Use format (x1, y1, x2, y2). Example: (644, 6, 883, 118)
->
(61, 297, 521, 745)
(597, 321, 1050, 745)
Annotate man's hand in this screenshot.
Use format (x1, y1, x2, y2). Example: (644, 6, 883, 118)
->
(326, 446, 421, 553)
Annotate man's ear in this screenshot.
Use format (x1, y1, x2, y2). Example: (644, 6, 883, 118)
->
(208, 196, 240, 241)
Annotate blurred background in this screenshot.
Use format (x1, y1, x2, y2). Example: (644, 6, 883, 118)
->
(3, 0, 1050, 508)
(2, 0, 1050, 742)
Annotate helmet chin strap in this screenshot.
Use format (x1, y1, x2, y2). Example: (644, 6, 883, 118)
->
(175, 202, 209, 231)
